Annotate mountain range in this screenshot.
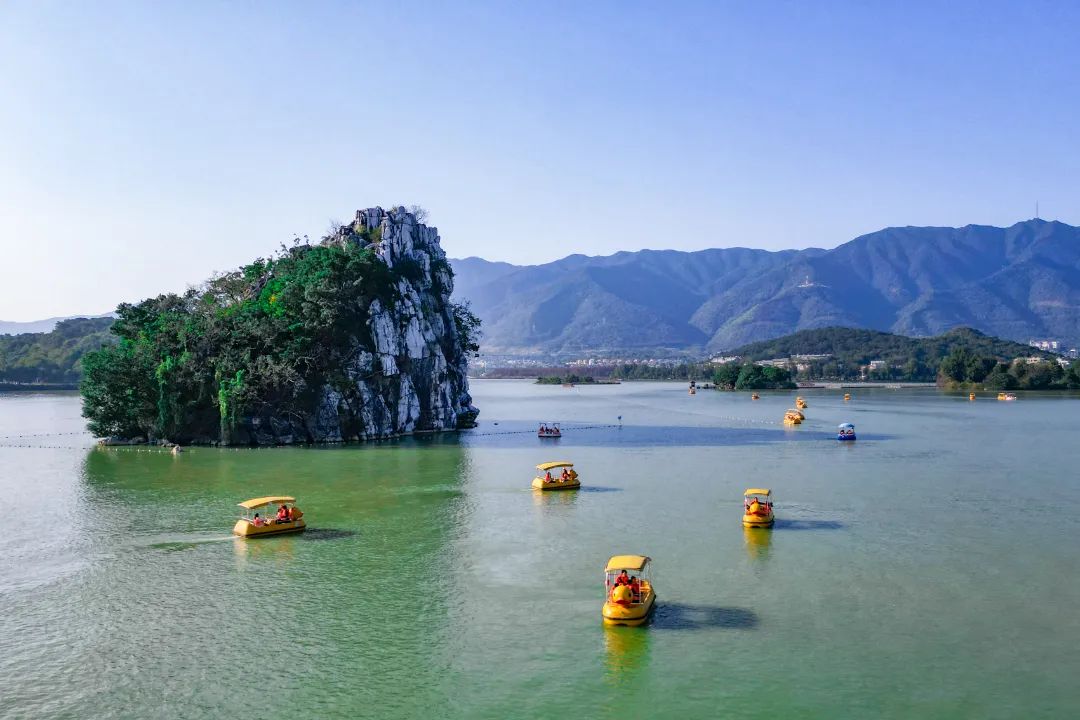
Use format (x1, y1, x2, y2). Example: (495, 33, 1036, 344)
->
(0, 313, 113, 336)
(450, 219, 1080, 355)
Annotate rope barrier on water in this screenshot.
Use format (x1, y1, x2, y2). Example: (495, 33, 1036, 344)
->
(0, 414, 789, 450)
(467, 423, 622, 437)
(0, 431, 93, 440)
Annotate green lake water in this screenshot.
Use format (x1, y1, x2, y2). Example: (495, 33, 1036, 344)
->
(2, 381, 1079, 718)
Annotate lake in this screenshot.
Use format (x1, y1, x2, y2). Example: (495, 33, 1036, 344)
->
(2, 382, 1078, 719)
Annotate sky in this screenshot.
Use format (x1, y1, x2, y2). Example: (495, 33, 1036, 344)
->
(2, 1, 1079, 320)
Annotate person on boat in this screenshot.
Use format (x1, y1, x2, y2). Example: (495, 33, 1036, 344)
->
(561, 468, 570, 481)
(276, 504, 289, 523)
(252, 513, 264, 527)
(288, 505, 303, 521)
(614, 570, 630, 586)
(544, 470, 554, 483)
(630, 576, 641, 600)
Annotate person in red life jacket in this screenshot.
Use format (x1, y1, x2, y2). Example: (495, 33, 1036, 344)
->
(544, 471, 554, 483)
(252, 513, 264, 527)
(630, 576, 641, 601)
(561, 468, 570, 481)
(288, 505, 303, 521)
(615, 570, 630, 586)
(276, 504, 289, 523)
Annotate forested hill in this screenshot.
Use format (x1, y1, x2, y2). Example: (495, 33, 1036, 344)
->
(722, 326, 1079, 387)
(451, 219, 1080, 354)
(0, 317, 116, 385)
(729, 327, 1050, 366)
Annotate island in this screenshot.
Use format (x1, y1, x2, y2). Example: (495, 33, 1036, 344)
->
(80, 206, 480, 445)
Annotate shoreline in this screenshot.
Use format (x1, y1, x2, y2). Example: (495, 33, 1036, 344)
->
(0, 382, 79, 392)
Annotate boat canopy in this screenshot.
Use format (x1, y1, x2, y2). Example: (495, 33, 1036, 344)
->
(536, 461, 573, 471)
(238, 496, 296, 510)
(838, 423, 855, 429)
(744, 488, 771, 497)
(605, 555, 650, 572)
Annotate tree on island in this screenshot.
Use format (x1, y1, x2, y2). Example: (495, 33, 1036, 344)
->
(712, 362, 796, 390)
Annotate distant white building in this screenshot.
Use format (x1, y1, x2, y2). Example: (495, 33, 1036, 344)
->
(868, 360, 887, 370)
(710, 355, 741, 365)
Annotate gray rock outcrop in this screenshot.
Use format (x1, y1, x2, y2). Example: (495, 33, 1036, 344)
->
(235, 206, 478, 444)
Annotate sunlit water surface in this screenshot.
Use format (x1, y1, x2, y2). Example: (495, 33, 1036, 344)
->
(2, 383, 1079, 719)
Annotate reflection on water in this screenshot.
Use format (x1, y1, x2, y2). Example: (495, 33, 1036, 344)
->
(603, 625, 650, 683)
(232, 534, 297, 568)
(743, 526, 772, 560)
(530, 487, 580, 509)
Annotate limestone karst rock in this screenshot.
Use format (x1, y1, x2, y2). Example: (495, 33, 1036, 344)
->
(236, 206, 478, 444)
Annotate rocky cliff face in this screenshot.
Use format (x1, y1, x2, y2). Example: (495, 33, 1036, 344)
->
(236, 206, 478, 445)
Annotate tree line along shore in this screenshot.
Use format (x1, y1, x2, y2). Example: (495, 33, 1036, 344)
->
(475, 328, 1079, 391)
(4, 322, 1079, 396)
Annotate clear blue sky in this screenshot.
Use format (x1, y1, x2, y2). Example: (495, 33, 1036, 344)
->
(2, 1, 1078, 320)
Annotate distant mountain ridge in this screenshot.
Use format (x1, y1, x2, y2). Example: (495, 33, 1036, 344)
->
(0, 313, 114, 336)
(450, 219, 1080, 354)
(0, 317, 116, 384)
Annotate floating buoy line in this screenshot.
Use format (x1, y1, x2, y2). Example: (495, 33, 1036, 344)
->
(0, 413, 793, 451)
(0, 431, 93, 440)
(466, 423, 621, 437)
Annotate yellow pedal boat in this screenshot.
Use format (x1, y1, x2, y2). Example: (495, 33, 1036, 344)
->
(742, 488, 774, 527)
(232, 495, 306, 538)
(795, 396, 808, 409)
(603, 555, 656, 626)
(532, 460, 580, 490)
(783, 408, 804, 425)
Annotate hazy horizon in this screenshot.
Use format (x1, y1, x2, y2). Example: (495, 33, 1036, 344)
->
(3, 1, 1079, 320)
